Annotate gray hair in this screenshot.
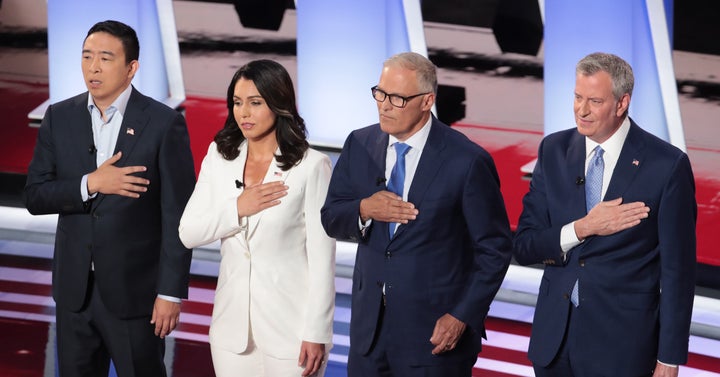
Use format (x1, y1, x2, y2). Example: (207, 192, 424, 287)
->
(384, 52, 438, 94)
(576, 52, 634, 100)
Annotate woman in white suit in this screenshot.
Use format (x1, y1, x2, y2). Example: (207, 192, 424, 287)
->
(179, 60, 335, 377)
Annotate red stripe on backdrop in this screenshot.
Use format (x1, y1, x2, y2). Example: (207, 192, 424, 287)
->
(687, 351, 720, 373)
(480, 345, 532, 366)
(0, 280, 52, 297)
(0, 301, 54, 317)
(0, 318, 51, 376)
(485, 317, 532, 338)
(472, 367, 526, 377)
(180, 300, 213, 316)
(175, 322, 209, 335)
(0, 254, 53, 270)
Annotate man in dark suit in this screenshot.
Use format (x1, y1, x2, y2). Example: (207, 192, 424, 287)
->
(24, 20, 195, 376)
(514, 52, 696, 377)
(321, 52, 513, 376)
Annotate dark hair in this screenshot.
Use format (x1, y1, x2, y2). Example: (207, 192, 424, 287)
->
(214, 60, 308, 170)
(85, 20, 140, 64)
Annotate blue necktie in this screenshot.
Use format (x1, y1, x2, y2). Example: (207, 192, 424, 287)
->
(585, 146, 605, 212)
(387, 142, 411, 238)
(572, 146, 604, 307)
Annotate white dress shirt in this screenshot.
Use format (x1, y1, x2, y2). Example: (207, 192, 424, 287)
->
(560, 117, 630, 252)
(359, 116, 433, 232)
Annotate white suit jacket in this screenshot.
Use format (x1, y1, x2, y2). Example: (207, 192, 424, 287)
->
(179, 141, 336, 358)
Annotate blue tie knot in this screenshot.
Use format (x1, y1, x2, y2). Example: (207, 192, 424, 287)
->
(394, 142, 411, 158)
(593, 146, 605, 163)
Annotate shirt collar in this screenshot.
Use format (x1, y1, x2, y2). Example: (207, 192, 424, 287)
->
(387, 114, 433, 152)
(87, 84, 133, 118)
(585, 116, 630, 159)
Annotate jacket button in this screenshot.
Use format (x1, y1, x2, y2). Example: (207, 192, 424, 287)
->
(563, 293, 569, 300)
(579, 259, 586, 267)
(385, 251, 391, 259)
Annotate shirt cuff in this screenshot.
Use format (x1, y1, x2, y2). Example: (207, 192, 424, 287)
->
(657, 360, 678, 368)
(238, 215, 248, 231)
(560, 221, 583, 255)
(81, 174, 97, 202)
(157, 294, 181, 303)
(358, 216, 372, 238)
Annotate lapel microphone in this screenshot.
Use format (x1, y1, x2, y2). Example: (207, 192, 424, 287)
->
(235, 179, 244, 189)
(376, 177, 386, 186)
(576, 177, 585, 185)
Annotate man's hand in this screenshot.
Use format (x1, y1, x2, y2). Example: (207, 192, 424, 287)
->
(150, 297, 181, 339)
(236, 181, 288, 218)
(298, 341, 325, 376)
(359, 191, 418, 223)
(87, 152, 148, 198)
(574, 197, 650, 240)
(429, 313, 466, 355)
(652, 362, 679, 377)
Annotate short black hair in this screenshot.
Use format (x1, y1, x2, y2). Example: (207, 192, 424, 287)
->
(85, 20, 140, 64)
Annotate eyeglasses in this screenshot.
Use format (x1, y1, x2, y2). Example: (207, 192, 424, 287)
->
(371, 86, 430, 108)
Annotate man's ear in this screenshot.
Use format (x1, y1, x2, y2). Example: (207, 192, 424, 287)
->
(422, 93, 435, 112)
(616, 93, 630, 117)
(127, 60, 139, 80)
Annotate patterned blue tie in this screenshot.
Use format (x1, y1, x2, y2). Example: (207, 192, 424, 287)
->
(585, 146, 605, 212)
(387, 142, 411, 238)
(572, 146, 604, 307)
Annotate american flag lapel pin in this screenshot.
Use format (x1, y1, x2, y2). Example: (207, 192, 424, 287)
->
(632, 159, 639, 166)
(126, 127, 135, 136)
(273, 171, 282, 177)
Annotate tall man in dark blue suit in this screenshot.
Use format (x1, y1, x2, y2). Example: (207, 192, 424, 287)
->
(25, 20, 195, 376)
(321, 52, 513, 376)
(514, 52, 696, 377)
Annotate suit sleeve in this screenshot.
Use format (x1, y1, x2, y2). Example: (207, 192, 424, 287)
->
(302, 154, 336, 344)
(156, 112, 196, 299)
(657, 153, 696, 364)
(453, 151, 513, 332)
(513, 138, 566, 266)
(179, 143, 246, 248)
(321, 132, 365, 242)
(24, 105, 89, 215)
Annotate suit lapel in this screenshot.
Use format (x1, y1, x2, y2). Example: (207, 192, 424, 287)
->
(74, 93, 98, 173)
(113, 88, 148, 165)
(567, 131, 588, 219)
(246, 148, 289, 239)
(406, 119, 446, 208)
(371, 128, 389, 186)
(604, 121, 645, 201)
(393, 119, 446, 239)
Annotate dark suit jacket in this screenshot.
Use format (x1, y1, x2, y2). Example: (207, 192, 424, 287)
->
(513, 119, 696, 375)
(321, 117, 512, 365)
(25, 87, 196, 319)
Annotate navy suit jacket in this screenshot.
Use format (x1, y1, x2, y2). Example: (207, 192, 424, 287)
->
(25, 87, 196, 319)
(321, 117, 512, 365)
(513, 120, 696, 375)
